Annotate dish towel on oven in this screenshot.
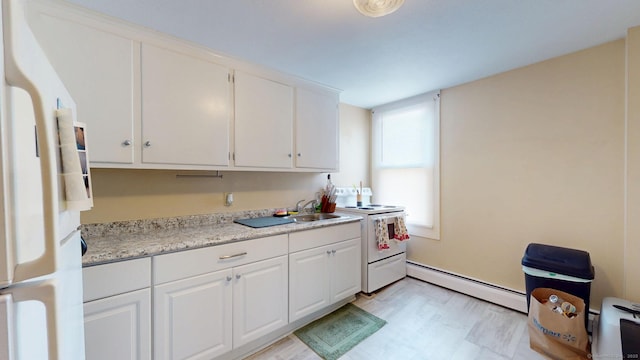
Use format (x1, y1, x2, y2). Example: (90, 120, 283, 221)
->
(394, 216, 410, 241)
(374, 218, 390, 250)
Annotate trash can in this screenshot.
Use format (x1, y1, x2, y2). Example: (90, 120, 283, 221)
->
(522, 243, 595, 326)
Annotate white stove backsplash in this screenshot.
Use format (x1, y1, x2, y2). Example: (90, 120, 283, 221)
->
(334, 187, 372, 207)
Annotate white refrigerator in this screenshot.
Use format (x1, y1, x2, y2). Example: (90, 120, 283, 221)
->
(0, 0, 92, 358)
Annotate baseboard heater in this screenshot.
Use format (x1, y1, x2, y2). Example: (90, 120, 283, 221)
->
(406, 261, 529, 313)
(406, 261, 598, 330)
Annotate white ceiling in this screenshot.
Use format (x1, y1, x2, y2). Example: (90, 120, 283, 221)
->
(65, 0, 640, 109)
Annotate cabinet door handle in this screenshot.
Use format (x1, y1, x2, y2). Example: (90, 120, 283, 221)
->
(122, 139, 132, 146)
(235, 274, 242, 279)
(331, 249, 336, 254)
(326, 250, 331, 255)
(219, 251, 247, 260)
(288, 153, 292, 158)
(144, 140, 152, 147)
(226, 276, 232, 282)
(297, 153, 301, 157)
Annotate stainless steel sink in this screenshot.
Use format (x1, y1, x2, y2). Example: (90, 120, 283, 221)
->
(288, 213, 342, 222)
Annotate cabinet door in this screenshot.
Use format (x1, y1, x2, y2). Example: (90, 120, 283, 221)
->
(234, 71, 293, 168)
(83, 288, 151, 360)
(295, 88, 339, 170)
(232, 255, 288, 347)
(154, 269, 232, 360)
(141, 44, 231, 167)
(330, 238, 361, 303)
(26, 11, 137, 164)
(288, 246, 331, 322)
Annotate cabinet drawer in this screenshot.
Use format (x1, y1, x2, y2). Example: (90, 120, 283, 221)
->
(83, 257, 151, 302)
(289, 222, 361, 252)
(367, 253, 406, 293)
(153, 234, 288, 284)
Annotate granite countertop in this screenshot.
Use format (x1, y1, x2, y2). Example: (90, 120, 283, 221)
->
(81, 209, 361, 267)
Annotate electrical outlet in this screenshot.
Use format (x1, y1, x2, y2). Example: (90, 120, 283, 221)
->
(224, 192, 233, 206)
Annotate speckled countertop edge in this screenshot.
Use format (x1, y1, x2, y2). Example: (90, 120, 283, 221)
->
(81, 209, 362, 267)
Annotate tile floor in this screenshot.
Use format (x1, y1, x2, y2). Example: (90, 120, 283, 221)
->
(245, 277, 546, 360)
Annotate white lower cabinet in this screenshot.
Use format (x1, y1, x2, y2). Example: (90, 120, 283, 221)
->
(232, 256, 288, 347)
(153, 256, 288, 360)
(83, 289, 152, 360)
(329, 239, 361, 302)
(82, 258, 152, 360)
(154, 269, 233, 360)
(152, 235, 289, 360)
(288, 223, 362, 322)
(289, 245, 331, 320)
(82, 223, 361, 360)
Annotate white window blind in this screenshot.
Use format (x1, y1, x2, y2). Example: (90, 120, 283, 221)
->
(372, 91, 440, 239)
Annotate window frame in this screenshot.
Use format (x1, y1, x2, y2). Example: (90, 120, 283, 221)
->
(371, 91, 440, 240)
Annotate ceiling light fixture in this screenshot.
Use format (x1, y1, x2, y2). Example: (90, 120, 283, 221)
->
(353, 0, 404, 18)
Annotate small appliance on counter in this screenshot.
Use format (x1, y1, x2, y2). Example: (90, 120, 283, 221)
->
(592, 297, 640, 360)
(335, 187, 408, 294)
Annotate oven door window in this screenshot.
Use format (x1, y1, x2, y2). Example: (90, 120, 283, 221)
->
(387, 221, 395, 239)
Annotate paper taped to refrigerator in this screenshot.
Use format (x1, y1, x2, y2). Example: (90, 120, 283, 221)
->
(56, 108, 92, 211)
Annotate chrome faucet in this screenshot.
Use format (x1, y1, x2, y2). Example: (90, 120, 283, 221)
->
(296, 199, 317, 213)
(295, 200, 305, 212)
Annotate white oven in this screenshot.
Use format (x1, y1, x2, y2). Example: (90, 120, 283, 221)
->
(366, 212, 407, 263)
(336, 187, 408, 294)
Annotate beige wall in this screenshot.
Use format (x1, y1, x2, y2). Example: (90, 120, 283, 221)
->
(407, 40, 627, 309)
(81, 104, 370, 224)
(331, 103, 371, 188)
(81, 169, 327, 223)
(626, 26, 640, 301)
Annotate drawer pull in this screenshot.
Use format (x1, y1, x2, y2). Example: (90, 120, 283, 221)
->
(219, 252, 247, 260)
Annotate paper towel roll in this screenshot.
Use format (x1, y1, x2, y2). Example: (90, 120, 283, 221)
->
(57, 108, 92, 211)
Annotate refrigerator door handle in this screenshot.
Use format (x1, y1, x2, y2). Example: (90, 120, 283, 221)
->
(3, 0, 65, 281)
(1, 281, 60, 360)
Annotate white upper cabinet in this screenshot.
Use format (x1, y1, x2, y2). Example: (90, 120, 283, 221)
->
(26, 0, 340, 172)
(233, 71, 294, 169)
(141, 44, 231, 167)
(26, 7, 137, 164)
(295, 87, 339, 170)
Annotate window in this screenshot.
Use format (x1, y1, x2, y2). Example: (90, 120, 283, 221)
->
(372, 91, 440, 239)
